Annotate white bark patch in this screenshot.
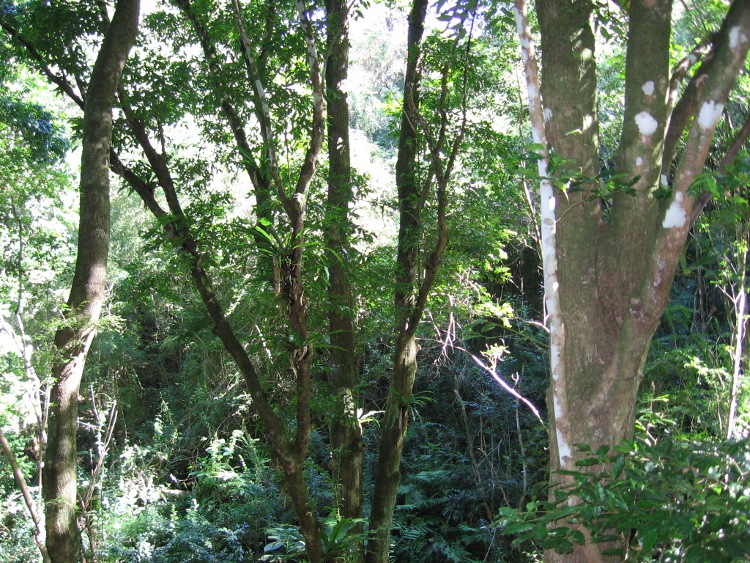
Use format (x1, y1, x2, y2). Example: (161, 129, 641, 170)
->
(662, 191, 687, 229)
(543, 107, 553, 122)
(729, 26, 748, 49)
(513, 8, 528, 63)
(636, 157, 643, 167)
(527, 84, 538, 99)
(635, 111, 658, 137)
(698, 100, 724, 131)
(513, 7, 523, 35)
(660, 174, 668, 187)
(642, 81, 655, 96)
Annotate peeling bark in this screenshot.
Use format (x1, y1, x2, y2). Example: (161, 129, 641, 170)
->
(513, 0, 570, 471)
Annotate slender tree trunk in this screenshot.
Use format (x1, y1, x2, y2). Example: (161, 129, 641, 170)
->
(124, 1, 328, 556)
(324, 0, 365, 546)
(43, 2, 139, 561)
(366, 2, 429, 561)
(0, 428, 51, 563)
(727, 231, 748, 439)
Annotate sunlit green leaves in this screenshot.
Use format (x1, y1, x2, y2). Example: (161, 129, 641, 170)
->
(497, 439, 750, 561)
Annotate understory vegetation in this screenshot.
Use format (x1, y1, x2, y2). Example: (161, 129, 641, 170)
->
(1, 0, 750, 561)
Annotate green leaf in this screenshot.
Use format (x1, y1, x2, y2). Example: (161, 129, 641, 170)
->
(532, 523, 548, 540)
(502, 521, 535, 535)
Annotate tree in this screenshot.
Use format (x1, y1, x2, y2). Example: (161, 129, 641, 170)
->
(324, 0, 365, 545)
(43, 0, 139, 560)
(367, 0, 474, 559)
(514, 0, 750, 560)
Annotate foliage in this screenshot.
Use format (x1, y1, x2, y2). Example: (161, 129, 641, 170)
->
(261, 513, 368, 561)
(1, 0, 749, 561)
(98, 429, 284, 561)
(497, 438, 750, 562)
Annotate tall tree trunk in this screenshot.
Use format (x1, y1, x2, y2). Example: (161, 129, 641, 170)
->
(324, 0, 365, 545)
(518, 0, 750, 561)
(366, 2, 429, 561)
(43, 1, 139, 561)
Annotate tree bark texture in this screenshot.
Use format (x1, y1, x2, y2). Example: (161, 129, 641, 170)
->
(528, 0, 750, 561)
(324, 0, 365, 543)
(43, 1, 139, 561)
(366, 1, 429, 561)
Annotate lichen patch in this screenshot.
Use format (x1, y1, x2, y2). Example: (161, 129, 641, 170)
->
(729, 26, 748, 49)
(635, 111, 657, 137)
(698, 100, 724, 131)
(662, 191, 687, 229)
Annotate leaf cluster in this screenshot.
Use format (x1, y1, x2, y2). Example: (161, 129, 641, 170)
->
(497, 438, 750, 561)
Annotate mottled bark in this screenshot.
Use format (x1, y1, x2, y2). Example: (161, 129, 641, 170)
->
(324, 0, 364, 545)
(525, 0, 750, 561)
(726, 237, 747, 440)
(43, 1, 139, 561)
(366, 2, 429, 561)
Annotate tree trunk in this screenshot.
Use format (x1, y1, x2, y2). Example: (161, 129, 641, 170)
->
(324, 0, 365, 546)
(521, 0, 750, 561)
(366, 2, 429, 561)
(726, 229, 748, 440)
(43, 1, 139, 561)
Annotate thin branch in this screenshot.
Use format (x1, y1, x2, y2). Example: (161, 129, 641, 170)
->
(465, 351, 545, 427)
(0, 19, 85, 109)
(0, 428, 51, 563)
(173, 0, 267, 194)
(230, 0, 285, 198)
(691, 109, 750, 224)
(406, 11, 475, 338)
(293, 0, 326, 200)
